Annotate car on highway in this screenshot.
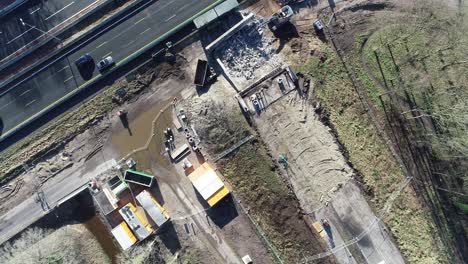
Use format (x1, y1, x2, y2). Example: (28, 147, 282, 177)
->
(75, 54, 95, 80)
(97, 56, 115, 73)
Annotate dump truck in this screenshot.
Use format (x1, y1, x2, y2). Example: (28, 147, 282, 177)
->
(124, 170, 154, 187)
(136, 190, 170, 229)
(194, 59, 217, 87)
(119, 203, 153, 241)
(187, 162, 230, 207)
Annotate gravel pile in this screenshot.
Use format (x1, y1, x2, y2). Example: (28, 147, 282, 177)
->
(216, 18, 282, 81)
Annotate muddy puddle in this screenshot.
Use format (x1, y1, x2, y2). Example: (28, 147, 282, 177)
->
(112, 100, 173, 173)
(84, 215, 120, 263)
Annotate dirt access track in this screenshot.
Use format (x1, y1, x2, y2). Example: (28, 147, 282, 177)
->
(254, 88, 404, 264)
(232, 1, 405, 263)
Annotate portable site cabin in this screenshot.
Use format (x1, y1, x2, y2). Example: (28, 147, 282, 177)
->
(187, 162, 230, 207)
(111, 222, 138, 250)
(108, 175, 128, 196)
(119, 203, 153, 241)
(124, 170, 154, 187)
(93, 187, 119, 215)
(136, 190, 170, 229)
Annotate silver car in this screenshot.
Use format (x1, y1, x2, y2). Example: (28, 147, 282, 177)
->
(96, 56, 114, 72)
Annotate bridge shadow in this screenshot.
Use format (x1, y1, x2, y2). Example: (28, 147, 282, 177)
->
(158, 221, 181, 254)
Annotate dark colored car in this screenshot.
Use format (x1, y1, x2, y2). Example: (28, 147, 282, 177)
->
(74, 54, 95, 80)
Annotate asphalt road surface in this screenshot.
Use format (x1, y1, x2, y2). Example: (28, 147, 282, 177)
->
(0, 0, 18, 10)
(316, 182, 405, 264)
(0, 0, 221, 139)
(0, 159, 116, 245)
(0, 0, 99, 62)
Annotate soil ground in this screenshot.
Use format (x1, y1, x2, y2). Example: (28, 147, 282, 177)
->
(254, 91, 352, 209)
(207, 1, 406, 263)
(99, 40, 274, 263)
(286, 0, 458, 263)
(0, 1, 460, 264)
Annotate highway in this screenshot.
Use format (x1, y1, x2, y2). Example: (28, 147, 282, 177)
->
(0, 0, 99, 62)
(0, 0, 223, 140)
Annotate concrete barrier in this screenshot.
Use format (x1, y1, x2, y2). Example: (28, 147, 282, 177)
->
(205, 13, 254, 52)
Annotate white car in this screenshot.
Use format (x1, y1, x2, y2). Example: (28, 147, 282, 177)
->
(97, 56, 114, 72)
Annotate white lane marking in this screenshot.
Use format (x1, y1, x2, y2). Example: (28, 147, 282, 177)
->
(25, 99, 36, 107)
(7, 28, 34, 44)
(0, 101, 12, 111)
(160, 0, 175, 10)
(165, 14, 176, 22)
(95, 41, 107, 49)
(63, 76, 73, 83)
(123, 39, 136, 48)
(45, 1, 75, 21)
(178, 3, 190, 11)
(134, 17, 146, 25)
(19, 89, 31, 97)
(140, 27, 151, 35)
(30, 7, 41, 15)
(57, 65, 69, 73)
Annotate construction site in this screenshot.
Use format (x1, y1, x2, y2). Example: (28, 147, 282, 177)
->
(0, 0, 467, 263)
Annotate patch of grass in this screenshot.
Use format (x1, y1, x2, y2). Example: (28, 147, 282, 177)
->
(217, 141, 331, 263)
(296, 42, 449, 263)
(359, 10, 468, 262)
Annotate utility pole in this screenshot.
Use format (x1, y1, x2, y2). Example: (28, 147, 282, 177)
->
(19, 18, 79, 89)
(22, 163, 49, 211)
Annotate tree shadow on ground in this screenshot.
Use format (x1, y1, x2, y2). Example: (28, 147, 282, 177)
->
(158, 222, 181, 254)
(273, 22, 299, 54)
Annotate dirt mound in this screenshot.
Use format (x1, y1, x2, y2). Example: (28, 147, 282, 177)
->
(255, 92, 353, 211)
(344, 1, 392, 12)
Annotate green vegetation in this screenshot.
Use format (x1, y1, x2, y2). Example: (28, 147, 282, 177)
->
(297, 41, 449, 263)
(360, 6, 468, 261)
(187, 86, 334, 262)
(292, 2, 468, 262)
(363, 13, 468, 165)
(218, 142, 329, 263)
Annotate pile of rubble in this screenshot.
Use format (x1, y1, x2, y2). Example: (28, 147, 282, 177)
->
(216, 18, 282, 82)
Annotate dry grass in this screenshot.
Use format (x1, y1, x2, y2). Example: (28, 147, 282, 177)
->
(0, 226, 110, 264)
(296, 44, 449, 263)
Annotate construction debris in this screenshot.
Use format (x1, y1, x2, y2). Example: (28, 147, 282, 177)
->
(215, 17, 283, 85)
